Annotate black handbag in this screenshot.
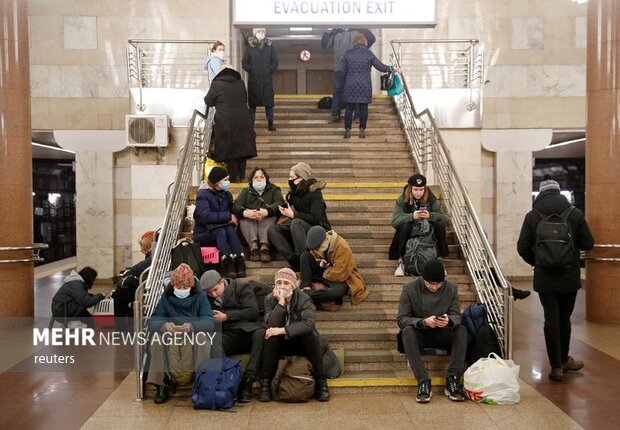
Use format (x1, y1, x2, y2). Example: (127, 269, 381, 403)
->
(380, 70, 395, 91)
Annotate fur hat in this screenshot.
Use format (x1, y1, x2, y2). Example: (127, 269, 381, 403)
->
(208, 166, 229, 184)
(274, 268, 298, 287)
(200, 270, 222, 292)
(408, 173, 427, 187)
(306, 225, 327, 250)
(172, 263, 195, 289)
(291, 162, 312, 181)
(421, 260, 445, 283)
(539, 174, 561, 193)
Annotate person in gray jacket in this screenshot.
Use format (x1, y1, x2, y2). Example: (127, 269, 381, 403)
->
(51, 267, 107, 328)
(397, 260, 467, 403)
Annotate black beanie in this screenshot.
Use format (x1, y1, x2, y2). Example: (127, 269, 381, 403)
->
(408, 173, 427, 187)
(208, 166, 228, 184)
(421, 260, 445, 283)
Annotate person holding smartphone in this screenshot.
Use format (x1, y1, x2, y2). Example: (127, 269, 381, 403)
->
(397, 260, 467, 403)
(389, 173, 450, 276)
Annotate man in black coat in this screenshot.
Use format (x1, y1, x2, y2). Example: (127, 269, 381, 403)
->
(200, 270, 265, 402)
(205, 67, 257, 183)
(242, 27, 278, 131)
(517, 176, 594, 382)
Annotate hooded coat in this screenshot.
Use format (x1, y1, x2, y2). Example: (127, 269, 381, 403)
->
(51, 270, 104, 318)
(205, 68, 257, 163)
(242, 37, 278, 107)
(286, 178, 331, 230)
(517, 189, 594, 293)
(310, 230, 369, 305)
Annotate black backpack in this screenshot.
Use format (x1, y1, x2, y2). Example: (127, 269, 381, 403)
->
(403, 222, 437, 276)
(533, 207, 576, 269)
(466, 323, 502, 365)
(317, 96, 332, 109)
(170, 239, 207, 277)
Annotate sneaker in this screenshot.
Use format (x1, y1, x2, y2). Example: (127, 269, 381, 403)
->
(394, 262, 405, 277)
(235, 254, 247, 278)
(250, 245, 260, 262)
(549, 367, 564, 381)
(416, 380, 432, 403)
(562, 356, 584, 372)
(444, 375, 465, 402)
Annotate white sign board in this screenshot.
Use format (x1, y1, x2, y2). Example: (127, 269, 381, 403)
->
(233, 0, 437, 27)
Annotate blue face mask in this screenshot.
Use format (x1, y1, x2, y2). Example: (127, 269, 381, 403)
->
(173, 288, 190, 299)
(219, 180, 230, 191)
(253, 181, 266, 191)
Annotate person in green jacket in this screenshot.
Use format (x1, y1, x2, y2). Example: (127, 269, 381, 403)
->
(389, 173, 449, 276)
(232, 167, 284, 262)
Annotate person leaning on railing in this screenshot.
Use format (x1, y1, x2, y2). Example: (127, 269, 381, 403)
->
(389, 173, 449, 276)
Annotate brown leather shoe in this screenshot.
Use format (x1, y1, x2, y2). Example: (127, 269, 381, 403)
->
(259, 244, 271, 262)
(562, 356, 584, 372)
(249, 242, 260, 262)
(549, 368, 564, 381)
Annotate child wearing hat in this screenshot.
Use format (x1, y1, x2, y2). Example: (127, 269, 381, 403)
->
(193, 166, 246, 279)
(389, 173, 449, 276)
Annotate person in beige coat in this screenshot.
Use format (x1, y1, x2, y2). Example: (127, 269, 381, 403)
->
(299, 225, 368, 310)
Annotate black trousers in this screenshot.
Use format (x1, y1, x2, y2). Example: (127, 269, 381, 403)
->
(213, 328, 265, 379)
(344, 103, 369, 129)
(401, 324, 467, 382)
(260, 332, 325, 381)
(299, 251, 349, 305)
(267, 218, 312, 271)
(538, 290, 578, 368)
(388, 220, 449, 260)
(226, 158, 247, 183)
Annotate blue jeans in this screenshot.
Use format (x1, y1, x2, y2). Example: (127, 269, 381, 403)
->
(249, 106, 274, 122)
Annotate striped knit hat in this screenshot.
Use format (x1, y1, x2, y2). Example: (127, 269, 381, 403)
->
(539, 175, 560, 193)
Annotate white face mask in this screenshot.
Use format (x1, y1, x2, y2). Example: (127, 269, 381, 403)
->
(214, 51, 225, 60)
(173, 288, 190, 299)
(255, 32, 266, 41)
(253, 181, 266, 191)
(277, 288, 292, 299)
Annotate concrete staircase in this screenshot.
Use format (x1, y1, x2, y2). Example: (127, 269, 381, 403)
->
(192, 95, 478, 391)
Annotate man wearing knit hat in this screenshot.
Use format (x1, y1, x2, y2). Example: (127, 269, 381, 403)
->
(257, 268, 331, 402)
(268, 162, 331, 271)
(200, 270, 265, 402)
(397, 259, 467, 403)
(517, 175, 594, 382)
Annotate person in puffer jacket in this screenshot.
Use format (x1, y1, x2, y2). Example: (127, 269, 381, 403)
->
(51, 266, 107, 328)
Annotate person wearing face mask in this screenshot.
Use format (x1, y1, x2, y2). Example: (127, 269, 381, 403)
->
(299, 225, 368, 311)
(205, 66, 257, 183)
(242, 27, 279, 131)
(146, 263, 214, 404)
(267, 162, 331, 271)
(232, 167, 284, 262)
(203, 40, 226, 81)
(258, 268, 330, 402)
(193, 166, 247, 278)
(389, 173, 449, 276)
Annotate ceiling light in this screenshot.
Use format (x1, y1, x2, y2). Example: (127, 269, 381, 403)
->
(290, 27, 313, 32)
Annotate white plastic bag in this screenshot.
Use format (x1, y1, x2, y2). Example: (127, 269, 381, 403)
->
(463, 353, 520, 405)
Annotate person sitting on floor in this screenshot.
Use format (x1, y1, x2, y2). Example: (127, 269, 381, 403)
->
(200, 270, 266, 402)
(258, 268, 330, 403)
(146, 263, 214, 404)
(300, 225, 368, 311)
(232, 167, 284, 263)
(51, 266, 107, 329)
(267, 162, 331, 271)
(389, 173, 450, 276)
(397, 259, 467, 403)
(193, 166, 246, 279)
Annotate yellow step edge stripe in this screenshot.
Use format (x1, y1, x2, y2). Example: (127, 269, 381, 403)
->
(225, 182, 405, 189)
(327, 376, 444, 388)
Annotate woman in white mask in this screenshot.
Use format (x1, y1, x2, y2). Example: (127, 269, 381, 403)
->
(232, 167, 284, 262)
(146, 263, 214, 405)
(203, 40, 226, 81)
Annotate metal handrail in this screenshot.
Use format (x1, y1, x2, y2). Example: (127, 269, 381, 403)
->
(0, 243, 49, 264)
(389, 41, 512, 359)
(133, 108, 214, 400)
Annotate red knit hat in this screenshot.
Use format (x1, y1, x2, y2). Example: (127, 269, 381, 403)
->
(141, 230, 155, 240)
(274, 268, 298, 287)
(172, 263, 195, 289)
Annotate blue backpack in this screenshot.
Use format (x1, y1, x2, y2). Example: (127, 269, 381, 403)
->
(192, 358, 242, 410)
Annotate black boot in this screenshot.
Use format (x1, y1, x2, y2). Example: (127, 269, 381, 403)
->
(238, 376, 255, 403)
(268, 120, 276, 131)
(359, 128, 366, 138)
(258, 379, 271, 402)
(344, 128, 351, 138)
(154, 384, 169, 404)
(315, 379, 330, 402)
(512, 288, 531, 300)
(222, 255, 236, 279)
(235, 254, 247, 278)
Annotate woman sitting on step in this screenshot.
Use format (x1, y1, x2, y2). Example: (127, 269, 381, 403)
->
(193, 166, 246, 278)
(232, 167, 284, 262)
(389, 173, 449, 276)
(267, 162, 331, 271)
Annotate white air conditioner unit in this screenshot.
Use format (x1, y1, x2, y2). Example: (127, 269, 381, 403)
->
(125, 114, 169, 147)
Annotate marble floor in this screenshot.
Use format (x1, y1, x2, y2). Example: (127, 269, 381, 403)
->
(0, 265, 618, 429)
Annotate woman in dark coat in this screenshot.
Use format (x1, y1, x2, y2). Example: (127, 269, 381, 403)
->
(342, 33, 396, 138)
(205, 67, 257, 183)
(193, 166, 246, 279)
(242, 28, 279, 131)
(267, 162, 331, 271)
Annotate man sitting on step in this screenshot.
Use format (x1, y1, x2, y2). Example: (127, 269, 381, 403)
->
(200, 270, 266, 403)
(397, 259, 467, 403)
